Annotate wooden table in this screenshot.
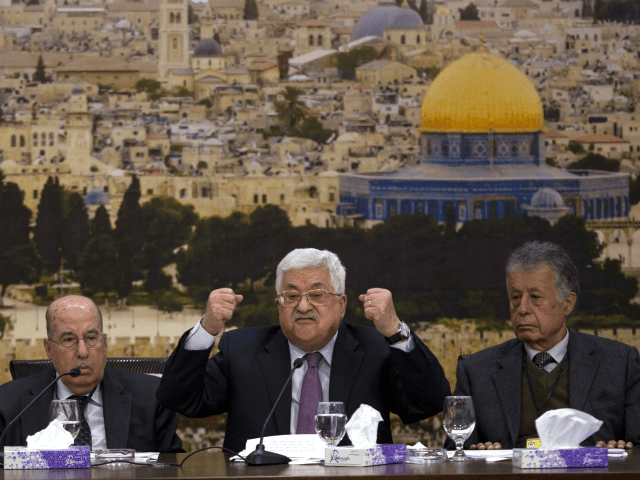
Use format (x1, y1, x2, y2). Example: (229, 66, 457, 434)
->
(1, 450, 638, 479)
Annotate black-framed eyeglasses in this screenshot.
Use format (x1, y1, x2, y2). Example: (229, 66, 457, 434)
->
(277, 289, 341, 307)
(49, 333, 106, 350)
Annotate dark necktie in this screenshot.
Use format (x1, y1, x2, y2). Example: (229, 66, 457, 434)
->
(296, 352, 323, 434)
(69, 394, 92, 447)
(533, 352, 555, 371)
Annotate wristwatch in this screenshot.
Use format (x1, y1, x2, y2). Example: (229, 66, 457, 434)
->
(385, 321, 410, 344)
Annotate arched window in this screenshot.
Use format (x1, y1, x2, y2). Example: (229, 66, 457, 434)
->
(417, 35, 421, 44)
(11, 135, 16, 147)
(309, 35, 314, 46)
(401, 35, 406, 45)
(389, 202, 396, 216)
(173, 37, 178, 49)
(176, 12, 181, 23)
(169, 12, 174, 23)
(33, 132, 38, 147)
(20, 135, 25, 147)
(49, 132, 54, 146)
(317, 35, 322, 46)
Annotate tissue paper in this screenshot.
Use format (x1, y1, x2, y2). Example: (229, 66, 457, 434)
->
(26, 419, 74, 450)
(536, 409, 603, 449)
(345, 404, 383, 447)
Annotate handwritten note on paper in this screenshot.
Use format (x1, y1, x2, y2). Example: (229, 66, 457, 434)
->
(242, 434, 326, 459)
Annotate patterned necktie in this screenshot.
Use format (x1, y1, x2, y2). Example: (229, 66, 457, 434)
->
(296, 352, 323, 434)
(533, 352, 555, 371)
(69, 394, 92, 447)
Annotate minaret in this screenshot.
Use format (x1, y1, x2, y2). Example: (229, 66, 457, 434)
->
(158, 0, 190, 82)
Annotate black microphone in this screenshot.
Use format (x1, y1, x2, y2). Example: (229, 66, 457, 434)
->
(245, 357, 304, 466)
(0, 368, 81, 452)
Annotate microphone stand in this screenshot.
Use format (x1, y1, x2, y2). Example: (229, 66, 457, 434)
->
(0, 368, 81, 457)
(245, 358, 304, 466)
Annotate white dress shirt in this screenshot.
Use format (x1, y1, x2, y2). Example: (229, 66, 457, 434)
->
(56, 379, 107, 450)
(185, 318, 415, 433)
(524, 329, 570, 373)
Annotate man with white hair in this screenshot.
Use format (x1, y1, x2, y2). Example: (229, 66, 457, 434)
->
(157, 248, 450, 453)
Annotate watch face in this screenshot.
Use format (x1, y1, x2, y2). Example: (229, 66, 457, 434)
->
(399, 322, 410, 337)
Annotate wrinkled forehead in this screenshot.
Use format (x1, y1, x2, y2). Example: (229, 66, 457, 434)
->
(49, 301, 101, 335)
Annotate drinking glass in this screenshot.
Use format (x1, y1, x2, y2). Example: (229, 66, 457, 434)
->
(314, 402, 347, 447)
(49, 399, 81, 440)
(443, 396, 476, 461)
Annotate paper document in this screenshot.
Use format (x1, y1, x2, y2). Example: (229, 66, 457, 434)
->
(236, 434, 326, 460)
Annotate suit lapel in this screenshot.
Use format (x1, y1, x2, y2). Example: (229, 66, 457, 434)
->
(568, 331, 597, 411)
(491, 341, 523, 447)
(329, 323, 364, 407)
(102, 369, 132, 449)
(21, 373, 57, 442)
(258, 330, 292, 436)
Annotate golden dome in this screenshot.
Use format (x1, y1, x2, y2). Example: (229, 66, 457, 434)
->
(420, 50, 543, 133)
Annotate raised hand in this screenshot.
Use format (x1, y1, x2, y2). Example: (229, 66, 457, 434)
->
(359, 288, 401, 338)
(202, 288, 243, 336)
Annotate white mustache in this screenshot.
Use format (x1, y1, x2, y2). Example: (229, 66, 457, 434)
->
(291, 311, 318, 322)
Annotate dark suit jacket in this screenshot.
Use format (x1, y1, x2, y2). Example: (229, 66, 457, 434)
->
(0, 367, 183, 452)
(157, 322, 451, 453)
(453, 330, 640, 448)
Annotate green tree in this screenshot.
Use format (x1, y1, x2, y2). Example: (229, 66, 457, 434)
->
(630, 175, 640, 205)
(459, 2, 480, 20)
(34, 176, 64, 272)
(78, 234, 118, 298)
(62, 192, 90, 271)
(114, 176, 145, 302)
(567, 140, 585, 154)
(134, 78, 163, 100)
(582, 0, 593, 17)
(335, 46, 379, 79)
(34, 55, 46, 83)
(419, 0, 430, 22)
(90, 205, 112, 237)
(244, 0, 259, 20)
(296, 116, 335, 143)
(275, 86, 307, 132)
(567, 152, 620, 172)
(0, 172, 39, 305)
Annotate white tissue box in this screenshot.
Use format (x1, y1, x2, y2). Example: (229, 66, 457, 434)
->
(513, 447, 608, 468)
(324, 444, 406, 466)
(3, 446, 91, 469)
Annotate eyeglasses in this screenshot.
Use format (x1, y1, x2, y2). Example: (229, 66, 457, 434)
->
(49, 333, 106, 350)
(277, 289, 341, 307)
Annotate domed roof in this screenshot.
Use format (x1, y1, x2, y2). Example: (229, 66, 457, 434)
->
(351, 4, 424, 41)
(194, 38, 223, 56)
(530, 187, 564, 209)
(84, 188, 110, 206)
(420, 50, 543, 133)
(0, 159, 18, 171)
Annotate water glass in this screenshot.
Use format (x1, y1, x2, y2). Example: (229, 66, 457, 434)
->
(314, 402, 347, 447)
(443, 396, 476, 461)
(49, 399, 81, 440)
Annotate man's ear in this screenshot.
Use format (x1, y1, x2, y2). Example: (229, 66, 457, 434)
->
(339, 295, 347, 319)
(43, 338, 53, 362)
(564, 292, 577, 317)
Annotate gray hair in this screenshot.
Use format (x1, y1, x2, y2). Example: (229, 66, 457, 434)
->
(506, 241, 579, 304)
(276, 248, 346, 295)
(45, 297, 103, 340)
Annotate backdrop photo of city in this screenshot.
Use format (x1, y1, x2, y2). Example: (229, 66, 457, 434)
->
(0, 0, 639, 450)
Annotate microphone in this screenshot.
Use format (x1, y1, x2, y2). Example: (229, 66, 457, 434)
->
(0, 368, 81, 452)
(245, 357, 304, 466)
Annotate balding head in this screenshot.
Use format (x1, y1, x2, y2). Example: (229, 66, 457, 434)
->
(43, 295, 107, 395)
(46, 296, 103, 340)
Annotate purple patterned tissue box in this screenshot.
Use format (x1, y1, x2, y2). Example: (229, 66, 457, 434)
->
(4, 446, 90, 469)
(325, 444, 406, 466)
(513, 447, 608, 468)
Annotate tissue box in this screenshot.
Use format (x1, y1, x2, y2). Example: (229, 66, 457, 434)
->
(324, 444, 406, 466)
(513, 447, 608, 468)
(3, 446, 90, 469)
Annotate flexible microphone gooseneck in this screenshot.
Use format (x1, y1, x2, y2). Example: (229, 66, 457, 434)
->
(245, 357, 304, 466)
(0, 368, 81, 453)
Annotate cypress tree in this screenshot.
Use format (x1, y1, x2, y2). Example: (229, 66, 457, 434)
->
(34, 176, 64, 272)
(114, 176, 144, 301)
(244, 0, 259, 20)
(91, 205, 112, 237)
(34, 55, 46, 83)
(62, 192, 90, 271)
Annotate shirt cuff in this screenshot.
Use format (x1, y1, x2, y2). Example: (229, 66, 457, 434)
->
(389, 334, 414, 352)
(184, 318, 218, 350)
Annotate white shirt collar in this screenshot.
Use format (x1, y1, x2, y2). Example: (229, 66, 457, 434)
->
(56, 378, 103, 407)
(524, 328, 569, 363)
(288, 329, 338, 367)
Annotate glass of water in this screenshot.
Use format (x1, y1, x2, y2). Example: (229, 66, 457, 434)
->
(49, 399, 81, 441)
(314, 402, 347, 447)
(443, 396, 476, 461)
